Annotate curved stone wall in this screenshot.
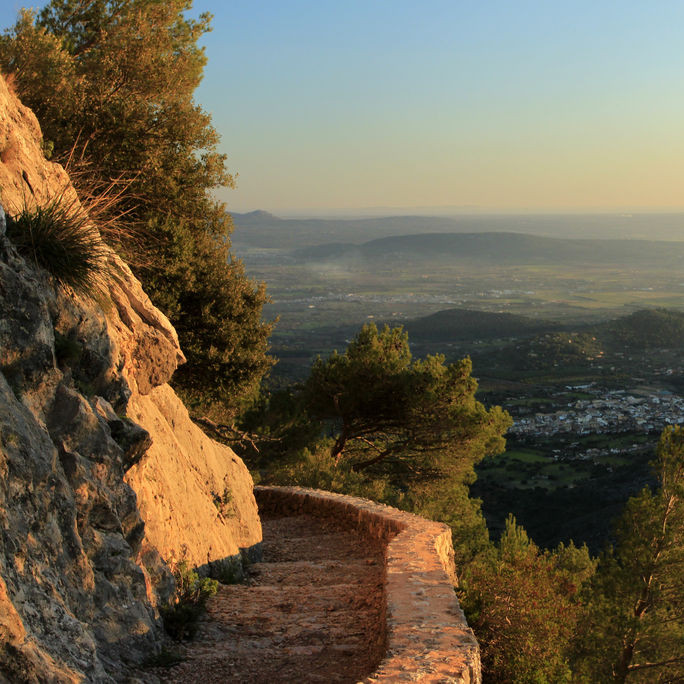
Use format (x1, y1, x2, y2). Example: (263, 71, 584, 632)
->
(254, 486, 481, 683)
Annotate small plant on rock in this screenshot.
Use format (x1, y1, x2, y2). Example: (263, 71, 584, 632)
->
(212, 486, 234, 518)
(53, 331, 82, 367)
(211, 556, 244, 585)
(161, 560, 218, 640)
(143, 645, 184, 669)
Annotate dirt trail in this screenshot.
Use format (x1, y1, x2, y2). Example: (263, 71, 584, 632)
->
(155, 514, 386, 683)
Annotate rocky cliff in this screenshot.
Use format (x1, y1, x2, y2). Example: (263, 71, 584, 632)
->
(0, 74, 261, 682)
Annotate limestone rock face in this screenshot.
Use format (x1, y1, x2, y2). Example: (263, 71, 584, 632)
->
(0, 77, 71, 212)
(0, 74, 261, 681)
(0, 217, 162, 683)
(125, 385, 261, 571)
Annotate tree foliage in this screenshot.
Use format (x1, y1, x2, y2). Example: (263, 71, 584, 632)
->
(2, 1, 224, 221)
(240, 323, 510, 565)
(411, 479, 492, 568)
(460, 516, 595, 684)
(573, 425, 684, 682)
(304, 323, 511, 485)
(610, 308, 684, 350)
(1, 1, 273, 417)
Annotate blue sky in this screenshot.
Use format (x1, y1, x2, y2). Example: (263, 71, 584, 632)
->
(3, 1, 684, 215)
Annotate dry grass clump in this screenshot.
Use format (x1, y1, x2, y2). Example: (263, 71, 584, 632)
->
(6, 193, 109, 296)
(58, 145, 145, 266)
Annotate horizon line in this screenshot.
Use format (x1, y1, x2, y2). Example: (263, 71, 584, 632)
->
(228, 206, 684, 220)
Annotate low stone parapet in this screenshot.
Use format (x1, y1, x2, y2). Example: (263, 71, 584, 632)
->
(254, 486, 481, 683)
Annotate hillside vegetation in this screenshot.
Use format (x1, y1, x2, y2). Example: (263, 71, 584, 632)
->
(608, 308, 684, 349)
(407, 306, 684, 370)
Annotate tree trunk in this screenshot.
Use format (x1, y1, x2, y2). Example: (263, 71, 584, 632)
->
(613, 641, 634, 683)
(330, 428, 349, 464)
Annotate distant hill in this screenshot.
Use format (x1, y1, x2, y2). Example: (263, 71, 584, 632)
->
(230, 211, 684, 251)
(293, 232, 684, 269)
(231, 210, 282, 223)
(607, 308, 684, 349)
(405, 308, 562, 342)
(462, 307, 684, 374)
(230, 212, 477, 249)
(405, 307, 684, 372)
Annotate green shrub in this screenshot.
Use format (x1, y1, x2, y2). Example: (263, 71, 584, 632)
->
(212, 486, 234, 517)
(269, 443, 400, 505)
(211, 557, 243, 585)
(6, 194, 108, 296)
(161, 560, 219, 640)
(53, 331, 82, 367)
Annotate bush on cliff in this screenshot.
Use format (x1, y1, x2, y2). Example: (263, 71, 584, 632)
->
(267, 443, 402, 505)
(1, 1, 273, 418)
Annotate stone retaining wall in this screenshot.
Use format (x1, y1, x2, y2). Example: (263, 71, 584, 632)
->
(254, 486, 482, 683)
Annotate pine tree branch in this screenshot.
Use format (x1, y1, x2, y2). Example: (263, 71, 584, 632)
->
(628, 656, 684, 672)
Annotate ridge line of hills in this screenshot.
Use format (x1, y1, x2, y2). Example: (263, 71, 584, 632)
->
(230, 210, 684, 249)
(404, 307, 684, 351)
(286, 231, 684, 269)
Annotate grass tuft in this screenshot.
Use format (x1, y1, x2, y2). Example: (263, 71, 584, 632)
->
(6, 193, 109, 296)
(59, 145, 146, 267)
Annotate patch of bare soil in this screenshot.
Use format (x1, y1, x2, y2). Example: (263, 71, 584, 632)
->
(152, 514, 386, 683)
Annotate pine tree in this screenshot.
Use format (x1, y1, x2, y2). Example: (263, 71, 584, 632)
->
(460, 515, 595, 684)
(303, 322, 511, 486)
(574, 426, 684, 682)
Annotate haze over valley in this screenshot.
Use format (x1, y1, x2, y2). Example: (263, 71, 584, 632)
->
(232, 211, 684, 374)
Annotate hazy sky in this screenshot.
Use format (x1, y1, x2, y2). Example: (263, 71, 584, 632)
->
(3, 1, 684, 214)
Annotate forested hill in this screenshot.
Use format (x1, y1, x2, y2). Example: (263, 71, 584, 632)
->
(608, 308, 684, 348)
(405, 306, 684, 351)
(293, 232, 684, 268)
(405, 308, 563, 342)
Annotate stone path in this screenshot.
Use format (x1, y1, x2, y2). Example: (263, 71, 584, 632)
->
(154, 514, 386, 683)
